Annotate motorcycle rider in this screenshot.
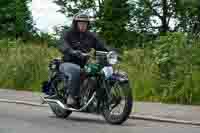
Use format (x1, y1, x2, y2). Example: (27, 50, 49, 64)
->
(58, 12, 108, 107)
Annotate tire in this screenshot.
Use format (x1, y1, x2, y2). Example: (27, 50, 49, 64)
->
(102, 82, 133, 125)
(49, 73, 72, 118)
(49, 103, 72, 118)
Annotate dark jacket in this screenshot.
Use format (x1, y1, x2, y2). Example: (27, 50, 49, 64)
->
(58, 22, 108, 66)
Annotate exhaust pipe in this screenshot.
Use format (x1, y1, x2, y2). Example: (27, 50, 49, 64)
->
(40, 93, 96, 112)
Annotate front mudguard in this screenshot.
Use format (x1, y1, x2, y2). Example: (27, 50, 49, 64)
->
(109, 71, 129, 84)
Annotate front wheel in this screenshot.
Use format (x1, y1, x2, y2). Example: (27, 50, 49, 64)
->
(102, 82, 133, 125)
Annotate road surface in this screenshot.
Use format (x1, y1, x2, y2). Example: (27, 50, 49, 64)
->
(0, 102, 199, 133)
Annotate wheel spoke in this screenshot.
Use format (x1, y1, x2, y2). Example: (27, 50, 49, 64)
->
(102, 82, 133, 124)
(108, 83, 127, 115)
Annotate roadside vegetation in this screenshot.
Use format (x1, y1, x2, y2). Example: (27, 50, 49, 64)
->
(1, 33, 199, 105)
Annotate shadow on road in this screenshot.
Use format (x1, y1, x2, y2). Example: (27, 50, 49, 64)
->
(49, 115, 134, 127)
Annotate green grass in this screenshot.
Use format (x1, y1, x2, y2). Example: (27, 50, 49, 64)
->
(121, 48, 200, 105)
(120, 33, 200, 105)
(0, 36, 200, 105)
(0, 40, 61, 91)
(120, 48, 162, 102)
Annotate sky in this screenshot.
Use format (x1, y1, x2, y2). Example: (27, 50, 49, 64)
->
(29, 0, 175, 34)
(29, 0, 70, 33)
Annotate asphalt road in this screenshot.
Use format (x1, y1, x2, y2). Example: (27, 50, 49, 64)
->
(0, 102, 199, 133)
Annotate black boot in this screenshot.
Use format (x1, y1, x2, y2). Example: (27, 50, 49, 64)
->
(67, 95, 80, 108)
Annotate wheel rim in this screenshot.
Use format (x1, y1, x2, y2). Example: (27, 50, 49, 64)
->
(53, 77, 67, 99)
(107, 82, 128, 116)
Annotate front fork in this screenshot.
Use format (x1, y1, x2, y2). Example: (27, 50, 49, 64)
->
(95, 77, 113, 112)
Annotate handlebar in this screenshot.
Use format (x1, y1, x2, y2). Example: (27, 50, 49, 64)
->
(81, 52, 90, 57)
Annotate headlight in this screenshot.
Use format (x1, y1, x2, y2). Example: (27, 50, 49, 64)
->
(107, 51, 118, 65)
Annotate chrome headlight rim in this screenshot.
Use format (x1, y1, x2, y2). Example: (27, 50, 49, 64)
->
(107, 51, 118, 65)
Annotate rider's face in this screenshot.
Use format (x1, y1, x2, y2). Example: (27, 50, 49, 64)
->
(77, 21, 88, 32)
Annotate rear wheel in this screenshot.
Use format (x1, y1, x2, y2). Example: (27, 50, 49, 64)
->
(49, 74, 72, 118)
(102, 82, 133, 125)
(49, 103, 72, 118)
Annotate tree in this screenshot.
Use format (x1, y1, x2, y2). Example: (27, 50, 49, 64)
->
(54, 0, 97, 17)
(16, 0, 35, 39)
(0, 0, 16, 37)
(174, 0, 200, 35)
(99, 0, 130, 47)
(0, 0, 35, 39)
(129, 0, 178, 35)
(128, 0, 200, 37)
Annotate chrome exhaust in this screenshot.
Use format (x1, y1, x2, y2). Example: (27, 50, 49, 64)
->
(40, 93, 96, 112)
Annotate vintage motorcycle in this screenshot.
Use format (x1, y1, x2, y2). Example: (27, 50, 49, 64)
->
(40, 49, 133, 125)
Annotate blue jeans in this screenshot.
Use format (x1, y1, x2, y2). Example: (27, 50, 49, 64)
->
(59, 62, 81, 97)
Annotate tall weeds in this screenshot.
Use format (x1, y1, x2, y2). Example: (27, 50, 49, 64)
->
(0, 40, 60, 91)
(0, 35, 200, 104)
(121, 33, 200, 104)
